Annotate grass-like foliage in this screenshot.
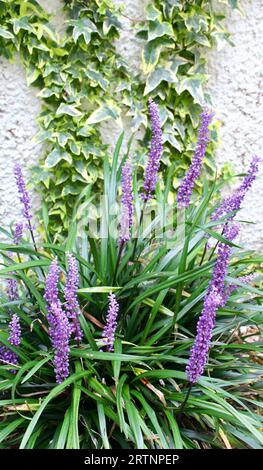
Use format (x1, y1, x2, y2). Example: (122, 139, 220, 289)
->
(0, 128, 263, 449)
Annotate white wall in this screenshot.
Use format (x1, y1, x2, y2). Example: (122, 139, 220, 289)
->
(0, 0, 262, 250)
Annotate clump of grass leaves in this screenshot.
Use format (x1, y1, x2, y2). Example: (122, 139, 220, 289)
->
(0, 133, 263, 449)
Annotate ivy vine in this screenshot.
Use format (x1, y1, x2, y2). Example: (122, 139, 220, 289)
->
(0, 0, 241, 237)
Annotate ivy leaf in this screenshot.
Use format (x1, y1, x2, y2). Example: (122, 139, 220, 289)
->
(103, 13, 122, 35)
(142, 38, 174, 74)
(26, 66, 41, 85)
(36, 23, 57, 42)
(0, 27, 14, 39)
(219, 0, 242, 12)
(20, 0, 49, 18)
(68, 18, 98, 44)
(130, 109, 147, 133)
(61, 185, 80, 197)
(146, 4, 162, 21)
(10, 16, 35, 34)
(163, 124, 182, 151)
(177, 75, 206, 105)
(57, 132, 71, 147)
(69, 140, 81, 156)
(181, 10, 208, 33)
(162, 0, 182, 19)
(45, 148, 72, 168)
(85, 69, 109, 91)
(211, 31, 234, 50)
(184, 32, 211, 48)
(144, 68, 177, 95)
(56, 103, 83, 117)
(148, 20, 174, 41)
(86, 102, 121, 125)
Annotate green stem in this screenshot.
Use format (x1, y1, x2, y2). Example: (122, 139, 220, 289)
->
(112, 240, 125, 285)
(177, 384, 193, 418)
(199, 242, 208, 266)
(131, 202, 146, 261)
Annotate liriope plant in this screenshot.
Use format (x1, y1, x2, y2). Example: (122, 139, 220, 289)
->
(0, 101, 262, 449)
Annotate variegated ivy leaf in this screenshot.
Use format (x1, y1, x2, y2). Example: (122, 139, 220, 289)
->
(142, 37, 174, 74)
(148, 20, 175, 42)
(144, 67, 178, 95)
(45, 148, 72, 168)
(146, 4, 162, 22)
(176, 75, 206, 105)
(0, 27, 14, 39)
(68, 18, 98, 44)
(10, 16, 35, 34)
(56, 103, 83, 117)
(86, 102, 122, 126)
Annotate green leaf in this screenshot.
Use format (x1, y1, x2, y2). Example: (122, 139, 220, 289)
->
(11, 16, 35, 34)
(0, 418, 25, 443)
(56, 103, 83, 117)
(78, 286, 121, 294)
(45, 148, 72, 168)
(86, 102, 121, 125)
(142, 38, 174, 74)
(177, 75, 206, 104)
(68, 18, 98, 44)
(26, 66, 40, 86)
(85, 69, 109, 90)
(0, 27, 14, 39)
(144, 67, 177, 95)
(66, 362, 82, 449)
(146, 4, 162, 21)
(148, 20, 174, 41)
(97, 403, 110, 449)
(20, 371, 92, 449)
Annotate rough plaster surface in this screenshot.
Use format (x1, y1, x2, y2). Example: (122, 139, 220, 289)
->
(0, 0, 262, 250)
(207, 0, 263, 251)
(0, 56, 41, 231)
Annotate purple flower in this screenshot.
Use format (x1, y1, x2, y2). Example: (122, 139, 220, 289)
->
(8, 314, 21, 346)
(102, 292, 119, 352)
(177, 108, 213, 208)
(141, 98, 163, 202)
(64, 253, 83, 343)
(14, 164, 32, 227)
(6, 276, 19, 302)
(211, 155, 260, 222)
(0, 344, 18, 373)
(222, 273, 257, 305)
(186, 223, 239, 384)
(13, 222, 23, 245)
(120, 158, 133, 243)
(44, 259, 71, 383)
(49, 303, 71, 384)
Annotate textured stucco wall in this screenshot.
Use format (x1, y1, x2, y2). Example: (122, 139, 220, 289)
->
(0, 0, 262, 250)
(207, 0, 263, 251)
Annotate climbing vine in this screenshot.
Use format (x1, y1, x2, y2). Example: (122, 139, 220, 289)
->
(0, 0, 241, 236)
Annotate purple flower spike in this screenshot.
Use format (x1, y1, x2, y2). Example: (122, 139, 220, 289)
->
(102, 292, 119, 352)
(120, 158, 133, 243)
(14, 164, 32, 227)
(0, 344, 18, 373)
(141, 98, 163, 202)
(65, 253, 83, 343)
(211, 155, 260, 222)
(6, 276, 19, 303)
(222, 273, 257, 305)
(8, 314, 21, 346)
(44, 258, 71, 383)
(13, 222, 23, 245)
(177, 108, 213, 208)
(186, 223, 239, 384)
